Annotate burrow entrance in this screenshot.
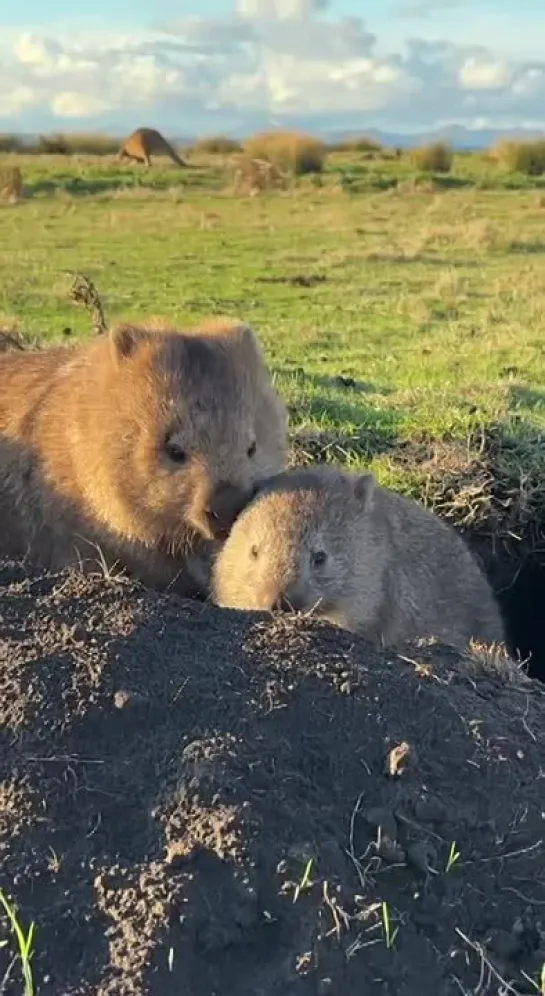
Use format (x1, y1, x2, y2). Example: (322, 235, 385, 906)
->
(468, 536, 545, 682)
(292, 423, 545, 680)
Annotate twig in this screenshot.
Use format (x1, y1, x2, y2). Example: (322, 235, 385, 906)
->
(455, 927, 525, 996)
(67, 272, 108, 336)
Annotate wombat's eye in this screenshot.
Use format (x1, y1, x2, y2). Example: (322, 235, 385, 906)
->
(247, 441, 257, 458)
(311, 550, 327, 567)
(165, 437, 187, 464)
(250, 544, 259, 559)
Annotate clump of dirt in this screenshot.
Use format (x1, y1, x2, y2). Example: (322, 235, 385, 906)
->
(1, 560, 545, 996)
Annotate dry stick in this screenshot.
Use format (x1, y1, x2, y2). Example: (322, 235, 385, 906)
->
(67, 272, 108, 337)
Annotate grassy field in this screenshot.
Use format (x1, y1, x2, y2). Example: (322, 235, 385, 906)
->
(1, 151, 545, 570)
(3, 146, 545, 994)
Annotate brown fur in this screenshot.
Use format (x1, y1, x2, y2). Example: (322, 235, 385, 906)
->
(0, 319, 287, 594)
(212, 465, 506, 651)
(118, 128, 187, 168)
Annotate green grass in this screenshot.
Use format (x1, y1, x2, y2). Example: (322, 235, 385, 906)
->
(0, 888, 36, 995)
(2, 153, 545, 548)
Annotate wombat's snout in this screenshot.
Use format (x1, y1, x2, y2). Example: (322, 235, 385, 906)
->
(204, 482, 252, 539)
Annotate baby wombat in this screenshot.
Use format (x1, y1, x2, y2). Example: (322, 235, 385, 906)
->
(0, 317, 287, 594)
(211, 466, 505, 650)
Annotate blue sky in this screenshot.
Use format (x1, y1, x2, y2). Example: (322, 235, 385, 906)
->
(0, 0, 542, 136)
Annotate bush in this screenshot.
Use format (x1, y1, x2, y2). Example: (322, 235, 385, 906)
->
(329, 135, 382, 154)
(231, 155, 289, 195)
(492, 139, 545, 176)
(243, 130, 326, 175)
(35, 133, 119, 156)
(37, 133, 71, 155)
(0, 134, 24, 154)
(409, 142, 453, 174)
(0, 165, 23, 203)
(193, 136, 242, 155)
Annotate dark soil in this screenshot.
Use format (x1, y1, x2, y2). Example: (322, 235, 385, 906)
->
(1, 560, 545, 996)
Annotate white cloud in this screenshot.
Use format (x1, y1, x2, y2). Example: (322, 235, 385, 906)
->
(51, 91, 114, 118)
(458, 57, 511, 90)
(1, 84, 39, 115)
(393, 0, 465, 18)
(0, 6, 544, 134)
(236, 0, 328, 18)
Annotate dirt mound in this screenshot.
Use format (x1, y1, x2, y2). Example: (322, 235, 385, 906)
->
(1, 561, 545, 996)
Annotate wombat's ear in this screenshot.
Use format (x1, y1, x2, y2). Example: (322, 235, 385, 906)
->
(353, 472, 375, 508)
(109, 324, 150, 362)
(221, 322, 262, 362)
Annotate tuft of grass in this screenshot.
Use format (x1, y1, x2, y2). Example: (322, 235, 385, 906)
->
(0, 133, 25, 153)
(0, 165, 23, 204)
(0, 888, 36, 996)
(330, 135, 383, 155)
(231, 155, 289, 195)
(292, 858, 315, 903)
(243, 130, 327, 175)
(36, 132, 119, 156)
(380, 901, 399, 949)
(492, 139, 545, 176)
(445, 841, 461, 872)
(410, 142, 453, 174)
(192, 135, 242, 155)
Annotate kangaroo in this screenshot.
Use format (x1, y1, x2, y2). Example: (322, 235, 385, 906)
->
(117, 128, 187, 168)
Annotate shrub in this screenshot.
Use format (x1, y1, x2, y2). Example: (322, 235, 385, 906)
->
(492, 139, 545, 176)
(37, 133, 71, 155)
(35, 133, 119, 156)
(330, 135, 382, 154)
(193, 136, 242, 155)
(0, 165, 23, 203)
(243, 130, 326, 175)
(0, 134, 24, 154)
(409, 142, 453, 174)
(231, 155, 289, 195)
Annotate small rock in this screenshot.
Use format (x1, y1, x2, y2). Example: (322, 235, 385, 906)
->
(113, 689, 148, 710)
(317, 978, 333, 995)
(407, 841, 437, 875)
(386, 741, 414, 777)
(412, 797, 447, 825)
(487, 928, 520, 961)
(376, 835, 406, 864)
(365, 807, 398, 842)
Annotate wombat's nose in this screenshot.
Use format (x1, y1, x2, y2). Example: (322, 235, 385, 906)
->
(205, 482, 251, 539)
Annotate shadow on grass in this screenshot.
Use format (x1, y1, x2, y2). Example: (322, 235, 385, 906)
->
(506, 240, 545, 255)
(283, 369, 394, 397)
(26, 169, 208, 199)
(276, 367, 404, 462)
(508, 384, 545, 410)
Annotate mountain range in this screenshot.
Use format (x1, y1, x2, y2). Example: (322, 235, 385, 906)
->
(8, 121, 545, 151)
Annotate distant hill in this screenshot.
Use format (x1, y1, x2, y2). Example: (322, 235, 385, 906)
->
(172, 122, 545, 152)
(4, 121, 545, 153)
(330, 125, 545, 151)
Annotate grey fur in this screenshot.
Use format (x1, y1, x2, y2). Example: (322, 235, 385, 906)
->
(211, 465, 506, 651)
